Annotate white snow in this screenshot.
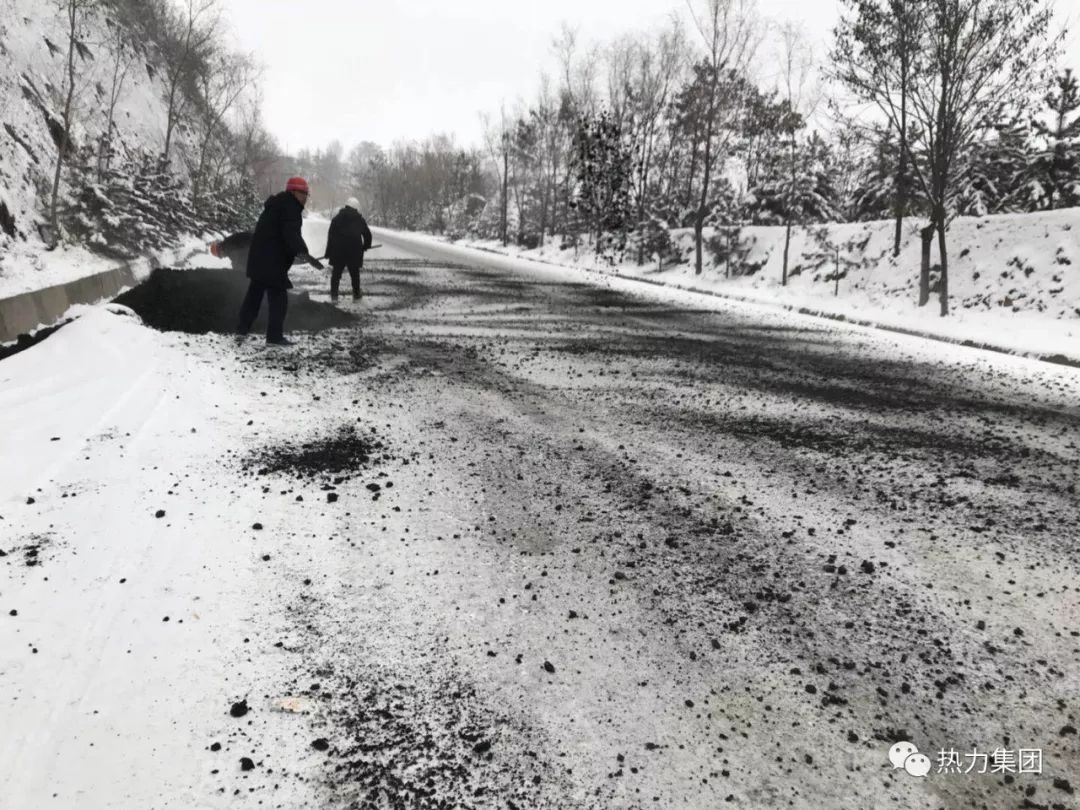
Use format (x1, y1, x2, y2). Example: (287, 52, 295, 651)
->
(0, 308, 334, 807)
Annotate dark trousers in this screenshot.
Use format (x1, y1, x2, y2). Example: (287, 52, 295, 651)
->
(330, 262, 361, 299)
(237, 281, 288, 341)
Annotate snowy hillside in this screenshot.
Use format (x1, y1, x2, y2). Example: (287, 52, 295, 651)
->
(0, 0, 262, 301)
(669, 209, 1080, 321)
(0, 0, 196, 238)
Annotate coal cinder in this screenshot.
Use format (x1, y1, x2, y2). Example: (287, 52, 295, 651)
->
(114, 267, 355, 335)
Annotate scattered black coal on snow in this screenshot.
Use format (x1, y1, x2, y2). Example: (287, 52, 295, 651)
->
(313, 662, 557, 809)
(13, 536, 53, 568)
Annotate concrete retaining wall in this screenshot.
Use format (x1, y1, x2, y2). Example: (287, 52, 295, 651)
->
(0, 247, 201, 345)
(0, 263, 141, 344)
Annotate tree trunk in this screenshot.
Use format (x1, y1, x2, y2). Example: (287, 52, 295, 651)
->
(695, 96, 718, 276)
(936, 208, 949, 316)
(50, 0, 79, 235)
(500, 147, 509, 247)
(192, 132, 212, 208)
(684, 138, 699, 217)
(893, 41, 909, 258)
(163, 72, 182, 159)
(549, 153, 560, 241)
(538, 176, 548, 248)
(918, 222, 934, 306)
(694, 219, 704, 275)
(782, 136, 797, 285)
(834, 246, 840, 296)
(636, 122, 656, 267)
(781, 218, 792, 286)
(162, 4, 207, 161)
(894, 125, 907, 258)
(636, 165, 648, 266)
(99, 31, 127, 182)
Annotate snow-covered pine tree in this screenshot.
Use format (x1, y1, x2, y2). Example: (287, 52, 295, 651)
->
(850, 130, 899, 222)
(830, 128, 866, 223)
(1029, 69, 1080, 210)
(956, 121, 1033, 215)
(744, 130, 837, 227)
(740, 86, 785, 193)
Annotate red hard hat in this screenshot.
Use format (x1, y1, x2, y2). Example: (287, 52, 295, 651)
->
(285, 176, 309, 194)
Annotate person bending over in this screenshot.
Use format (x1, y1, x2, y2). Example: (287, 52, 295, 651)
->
(209, 231, 252, 272)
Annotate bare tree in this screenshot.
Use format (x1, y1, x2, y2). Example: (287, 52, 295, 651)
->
(902, 0, 1058, 315)
(191, 48, 256, 206)
(776, 20, 817, 285)
(233, 89, 281, 195)
(550, 25, 605, 243)
(529, 75, 567, 246)
(161, 0, 218, 161)
(315, 140, 347, 211)
(97, 21, 135, 181)
(480, 108, 512, 246)
(606, 34, 638, 132)
(553, 23, 600, 117)
(684, 0, 763, 274)
(49, 0, 99, 235)
(628, 19, 687, 264)
(347, 141, 384, 213)
(831, 0, 923, 259)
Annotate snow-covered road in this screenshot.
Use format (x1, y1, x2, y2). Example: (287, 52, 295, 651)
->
(2, 238, 1079, 809)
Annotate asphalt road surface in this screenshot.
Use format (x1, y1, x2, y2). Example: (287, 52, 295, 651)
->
(3, 234, 1078, 810)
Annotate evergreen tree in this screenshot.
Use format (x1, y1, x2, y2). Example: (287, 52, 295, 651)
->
(745, 130, 837, 226)
(1029, 69, 1080, 209)
(670, 61, 751, 273)
(957, 122, 1033, 215)
(850, 129, 901, 222)
(740, 87, 786, 192)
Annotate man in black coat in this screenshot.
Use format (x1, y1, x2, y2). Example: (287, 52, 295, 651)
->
(236, 176, 324, 345)
(325, 197, 372, 301)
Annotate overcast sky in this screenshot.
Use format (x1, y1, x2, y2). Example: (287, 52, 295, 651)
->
(220, 0, 1080, 155)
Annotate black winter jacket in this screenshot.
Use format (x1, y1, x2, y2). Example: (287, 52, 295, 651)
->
(325, 206, 372, 267)
(246, 192, 309, 290)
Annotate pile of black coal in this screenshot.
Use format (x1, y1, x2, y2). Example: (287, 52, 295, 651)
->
(114, 267, 355, 335)
(243, 425, 388, 482)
